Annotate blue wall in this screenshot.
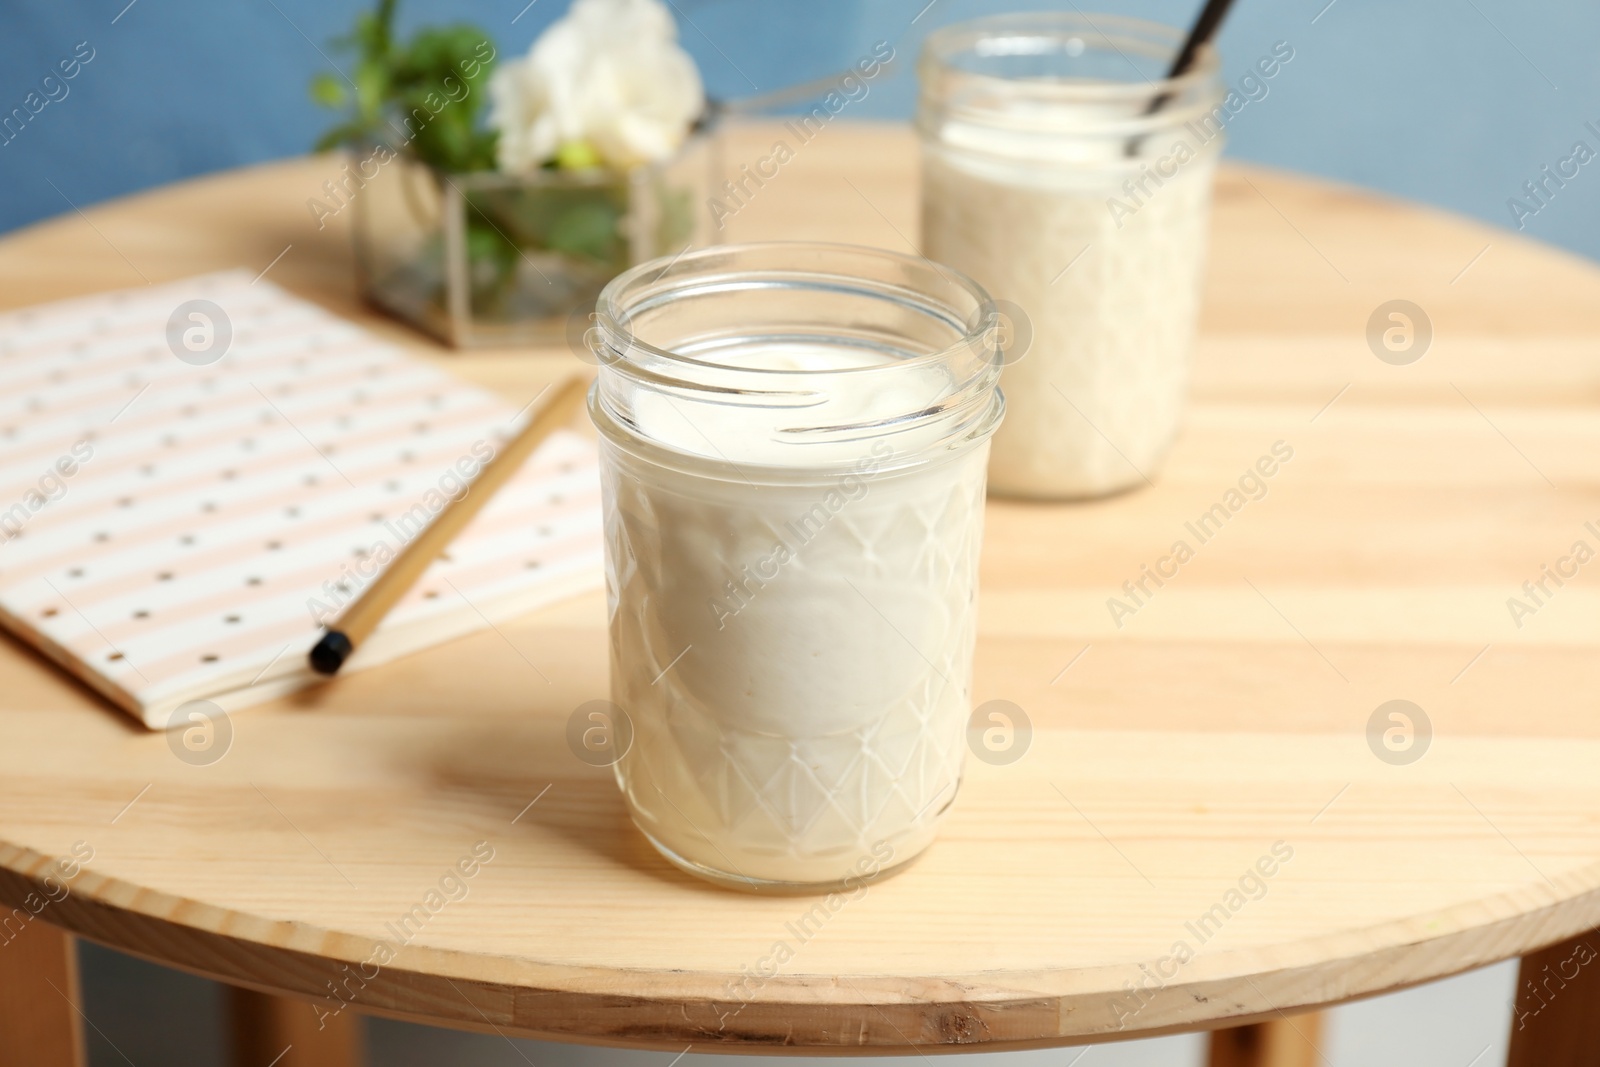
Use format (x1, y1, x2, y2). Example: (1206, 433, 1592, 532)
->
(2, 0, 1599, 260)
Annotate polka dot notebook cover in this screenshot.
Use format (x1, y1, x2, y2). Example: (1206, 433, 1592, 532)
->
(0, 270, 602, 730)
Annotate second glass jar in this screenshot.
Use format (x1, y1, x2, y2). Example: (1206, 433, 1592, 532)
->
(920, 13, 1226, 499)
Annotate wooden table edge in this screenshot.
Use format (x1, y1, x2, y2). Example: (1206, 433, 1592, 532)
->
(5, 839, 1599, 1052)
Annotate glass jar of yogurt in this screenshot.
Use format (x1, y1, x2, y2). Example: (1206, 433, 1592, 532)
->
(919, 14, 1225, 499)
(587, 242, 1004, 890)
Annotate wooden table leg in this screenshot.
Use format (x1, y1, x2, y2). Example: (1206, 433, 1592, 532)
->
(1506, 927, 1600, 1067)
(0, 921, 86, 1067)
(1208, 1012, 1324, 1067)
(228, 986, 363, 1067)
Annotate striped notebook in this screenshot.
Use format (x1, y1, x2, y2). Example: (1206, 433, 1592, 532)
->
(0, 271, 602, 729)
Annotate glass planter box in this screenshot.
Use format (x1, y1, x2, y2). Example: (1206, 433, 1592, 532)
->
(351, 136, 715, 348)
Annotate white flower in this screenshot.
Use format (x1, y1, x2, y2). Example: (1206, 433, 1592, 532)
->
(490, 0, 705, 172)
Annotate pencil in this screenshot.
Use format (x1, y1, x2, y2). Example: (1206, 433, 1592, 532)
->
(307, 375, 591, 676)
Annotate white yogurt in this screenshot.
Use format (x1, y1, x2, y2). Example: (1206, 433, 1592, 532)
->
(600, 340, 992, 888)
(923, 132, 1218, 499)
(916, 13, 1225, 500)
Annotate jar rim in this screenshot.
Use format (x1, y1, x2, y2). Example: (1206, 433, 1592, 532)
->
(593, 240, 1000, 375)
(919, 12, 1221, 102)
(588, 241, 1005, 478)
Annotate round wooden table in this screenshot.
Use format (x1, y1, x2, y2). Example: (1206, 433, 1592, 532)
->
(2, 124, 1598, 1067)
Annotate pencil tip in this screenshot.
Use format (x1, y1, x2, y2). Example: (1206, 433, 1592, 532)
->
(309, 631, 353, 676)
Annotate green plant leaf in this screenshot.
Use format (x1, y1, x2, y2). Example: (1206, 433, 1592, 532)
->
(313, 122, 369, 153)
(308, 3, 501, 174)
(310, 72, 347, 109)
(547, 200, 625, 262)
(354, 58, 389, 125)
(401, 26, 491, 81)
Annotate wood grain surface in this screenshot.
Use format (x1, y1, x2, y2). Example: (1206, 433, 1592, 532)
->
(0, 922, 84, 1067)
(1208, 1014, 1323, 1067)
(1, 123, 1598, 1054)
(1505, 927, 1600, 1066)
(229, 984, 363, 1067)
